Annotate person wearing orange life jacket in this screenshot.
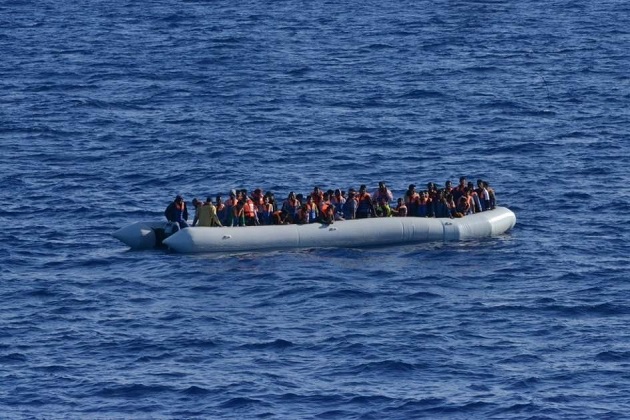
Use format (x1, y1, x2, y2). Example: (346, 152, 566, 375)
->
(318, 198, 335, 224)
(244, 198, 259, 226)
(281, 192, 300, 224)
(310, 186, 324, 207)
(164, 195, 189, 232)
(305, 195, 318, 223)
(259, 195, 274, 225)
(356, 184, 375, 218)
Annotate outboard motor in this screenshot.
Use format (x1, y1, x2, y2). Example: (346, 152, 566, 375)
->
(153, 222, 178, 248)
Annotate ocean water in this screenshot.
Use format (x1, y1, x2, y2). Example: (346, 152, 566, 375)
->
(1, 0, 629, 418)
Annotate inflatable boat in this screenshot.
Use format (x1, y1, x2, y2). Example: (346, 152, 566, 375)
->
(113, 207, 516, 253)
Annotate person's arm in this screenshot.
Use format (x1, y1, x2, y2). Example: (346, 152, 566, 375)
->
(210, 206, 223, 227)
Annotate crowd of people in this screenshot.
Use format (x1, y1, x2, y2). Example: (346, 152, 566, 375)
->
(164, 177, 497, 231)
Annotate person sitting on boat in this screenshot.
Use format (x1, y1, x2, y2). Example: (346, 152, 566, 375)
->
(215, 195, 227, 224)
(375, 197, 393, 217)
(444, 180, 453, 195)
(434, 191, 452, 218)
(258, 195, 274, 225)
(164, 195, 189, 232)
(416, 190, 430, 217)
(295, 204, 310, 225)
(342, 189, 358, 219)
(318, 199, 335, 225)
(455, 195, 471, 217)
(281, 192, 300, 224)
(373, 181, 393, 204)
(224, 190, 238, 226)
(241, 189, 259, 226)
(310, 186, 324, 207)
(356, 185, 374, 218)
(191, 198, 202, 226)
(232, 199, 246, 226)
(404, 184, 419, 217)
(394, 198, 407, 217)
(195, 196, 223, 227)
(305, 195, 318, 223)
(452, 176, 467, 203)
(476, 179, 490, 211)
(484, 180, 496, 210)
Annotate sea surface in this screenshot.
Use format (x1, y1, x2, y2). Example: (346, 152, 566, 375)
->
(1, 0, 629, 418)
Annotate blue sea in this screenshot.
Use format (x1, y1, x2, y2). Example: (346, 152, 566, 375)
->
(1, 0, 629, 418)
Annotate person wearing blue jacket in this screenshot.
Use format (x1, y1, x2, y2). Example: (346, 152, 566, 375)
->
(164, 195, 189, 232)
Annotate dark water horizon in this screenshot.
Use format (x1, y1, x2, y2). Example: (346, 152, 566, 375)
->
(1, 0, 629, 418)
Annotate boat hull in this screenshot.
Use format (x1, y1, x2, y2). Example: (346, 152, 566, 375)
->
(150, 207, 516, 253)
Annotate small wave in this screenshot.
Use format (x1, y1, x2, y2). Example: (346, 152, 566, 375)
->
(0, 353, 28, 364)
(182, 385, 212, 395)
(354, 360, 420, 373)
(313, 289, 375, 299)
(96, 383, 174, 398)
(397, 89, 446, 99)
(219, 397, 271, 409)
(240, 339, 294, 350)
(595, 350, 630, 362)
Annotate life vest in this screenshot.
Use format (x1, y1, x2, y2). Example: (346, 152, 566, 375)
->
(319, 201, 332, 215)
(244, 199, 256, 217)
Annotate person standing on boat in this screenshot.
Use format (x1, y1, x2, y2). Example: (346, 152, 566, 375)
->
(373, 181, 393, 204)
(164, 195, 189, 232)
(195, 197, 223, 227)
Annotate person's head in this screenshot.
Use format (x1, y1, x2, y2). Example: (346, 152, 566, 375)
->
(306, 195, 313, 203)
(459, 176, 466, 185)
(477, 179, 484, 187)
(359, 184, 367, 192)
(379, 181, 386, 190)
(216, 195, 222, 204)
(334, 189, 342, 197)
(192, 198, 200, 207)
(288, 191, 295, 199)
(445, 180, 452, 188)
(408, 184, 416, 192)
(467, 181, 474, 189)
(175, 195, 183, 203)
(397, 197, 403, 204)
(313, 186, 320, 193)
(205, 196, 213, 204)
(427, 182, 434, 190)
(263, 196, 270, 204)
